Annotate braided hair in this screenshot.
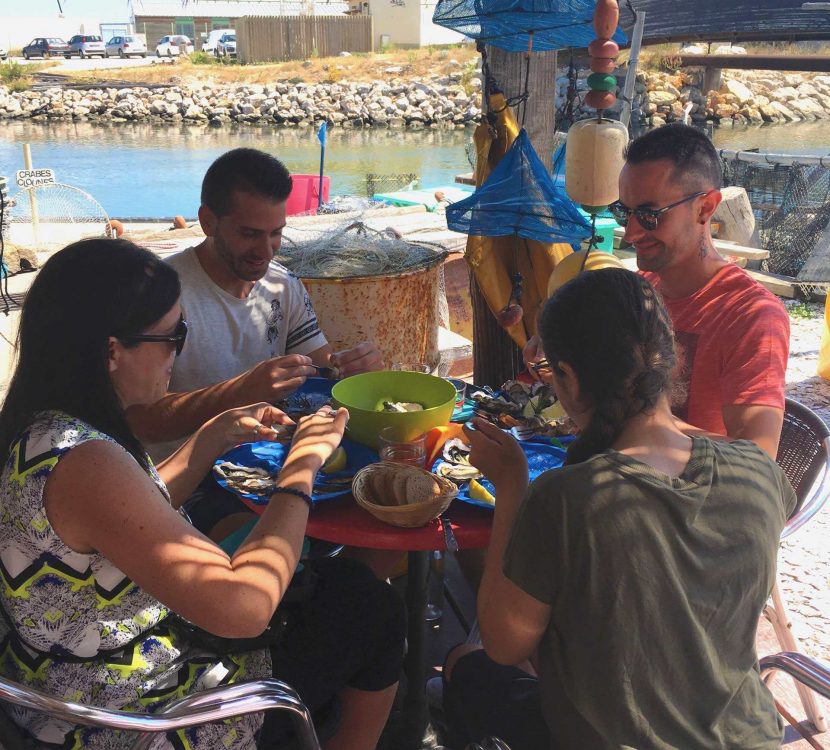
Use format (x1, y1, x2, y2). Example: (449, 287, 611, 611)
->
(539, 268, 676, 466)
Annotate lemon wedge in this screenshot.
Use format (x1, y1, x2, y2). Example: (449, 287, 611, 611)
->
(468, 479, 495, 505)
(321, 446, 347, 474)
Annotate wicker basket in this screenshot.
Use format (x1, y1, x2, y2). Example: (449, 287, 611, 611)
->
(352, 461, 458, 528)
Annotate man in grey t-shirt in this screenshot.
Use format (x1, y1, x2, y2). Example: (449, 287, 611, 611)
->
(127, 148, 382, 538)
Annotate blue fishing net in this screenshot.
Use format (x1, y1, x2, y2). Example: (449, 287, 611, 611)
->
(433, 0, 627, 53)
(446, 129, 592, 245)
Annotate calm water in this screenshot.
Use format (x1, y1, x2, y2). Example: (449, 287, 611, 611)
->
(0, 120, 828, 219)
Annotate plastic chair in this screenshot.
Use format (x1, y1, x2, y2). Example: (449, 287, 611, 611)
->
(766, 397, 830, 731)
(760, 651, 830, 746)
(0, 675, 321, 750)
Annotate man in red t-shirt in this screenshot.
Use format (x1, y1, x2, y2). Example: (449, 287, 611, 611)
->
(526, 124, 789, 457)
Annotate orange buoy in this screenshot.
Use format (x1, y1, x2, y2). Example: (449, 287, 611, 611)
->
(588, 38, 619, 59)
(172, 215, 187, 229)
(584, 90, 617, 110)
(107, 219, 124, 238)
(590, 57, 617, 74)
(593, 0, 620, 39)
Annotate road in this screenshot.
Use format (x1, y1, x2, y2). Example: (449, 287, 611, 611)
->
(11, 55, 171, 72)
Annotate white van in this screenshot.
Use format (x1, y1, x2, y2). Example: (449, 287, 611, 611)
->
(201, 28, 234, 56)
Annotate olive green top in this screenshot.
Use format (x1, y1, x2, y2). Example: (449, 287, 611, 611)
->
(505, 437, 795, 750)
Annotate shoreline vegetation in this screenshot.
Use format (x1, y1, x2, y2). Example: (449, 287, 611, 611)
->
(1, 44, 829, 129)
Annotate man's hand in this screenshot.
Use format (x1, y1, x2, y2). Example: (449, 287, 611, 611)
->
(242, 354, 318, 401)
(522, 335, 545, 382)
(331, 341, 384, 377)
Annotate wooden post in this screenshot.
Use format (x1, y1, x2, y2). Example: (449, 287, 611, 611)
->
(472, 47, 558, 388)
(22, 144, 39, 246)
(702, 65, 722, 95)
(712, 186, 756, 246)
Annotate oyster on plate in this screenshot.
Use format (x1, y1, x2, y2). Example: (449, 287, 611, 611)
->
(471, 380, 575, 437)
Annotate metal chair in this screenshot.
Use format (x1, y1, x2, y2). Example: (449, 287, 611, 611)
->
(0, 675, 321, 750)
(760, 651, 830, 746)
(766, 397, 830, 731)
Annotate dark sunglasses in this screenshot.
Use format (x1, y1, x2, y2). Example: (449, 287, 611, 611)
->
(118, 317, 188, 356)
(609, 191, 709, 231)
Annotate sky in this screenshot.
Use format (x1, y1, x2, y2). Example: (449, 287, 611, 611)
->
(0, 0, 134, 21)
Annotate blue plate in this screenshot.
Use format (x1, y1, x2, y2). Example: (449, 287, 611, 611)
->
(278, 377, 335, 415)
(433, 440, 567, 509)
(214, 436, 378, 505)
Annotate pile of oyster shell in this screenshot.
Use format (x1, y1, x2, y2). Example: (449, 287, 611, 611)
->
(470, 380, 575, 437)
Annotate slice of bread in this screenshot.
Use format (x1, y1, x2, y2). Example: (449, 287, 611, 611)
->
(405, 471, 442, 505)
(373, 466, 402, 506)
(392, 469, 412, 505)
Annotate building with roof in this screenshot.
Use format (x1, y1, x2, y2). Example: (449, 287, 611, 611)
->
(346, 0, 463, 48)
(130, 0, 349, 50)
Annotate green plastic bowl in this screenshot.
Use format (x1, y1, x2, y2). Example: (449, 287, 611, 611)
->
(331, 371, 457, 448)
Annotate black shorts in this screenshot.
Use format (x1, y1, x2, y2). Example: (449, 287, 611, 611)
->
(443, 649, 550, 750)
(260, 557, 406, 746)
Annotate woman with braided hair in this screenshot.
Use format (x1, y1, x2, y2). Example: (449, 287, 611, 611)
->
(440, 268, 793, 750)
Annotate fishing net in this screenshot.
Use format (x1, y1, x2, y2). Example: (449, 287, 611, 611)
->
(365, 173, 419, 197)
(446, 129, 591, 245)
(722, 156, 830, 294)
(276, 220, 445, 279)
(6, 183, 110, 254)
(432, 0, 628, 52)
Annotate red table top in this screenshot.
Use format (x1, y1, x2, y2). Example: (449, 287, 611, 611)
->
(306, 494, 493, 551)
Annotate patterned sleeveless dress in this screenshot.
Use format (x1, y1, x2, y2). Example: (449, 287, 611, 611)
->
(0, 411, 271, 750)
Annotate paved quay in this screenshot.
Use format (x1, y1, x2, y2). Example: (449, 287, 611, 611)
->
(777, 300, 830, 663)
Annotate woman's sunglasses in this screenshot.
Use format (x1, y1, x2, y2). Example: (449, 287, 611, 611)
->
(118, 317, 188, 356)
(608, 191, 708, 231)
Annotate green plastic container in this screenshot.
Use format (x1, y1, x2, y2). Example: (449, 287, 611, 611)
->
(332, 371, 456, 448)
(577, 208, 618, 253)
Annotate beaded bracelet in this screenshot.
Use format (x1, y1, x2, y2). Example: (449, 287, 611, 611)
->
(272, 486, 314, 510)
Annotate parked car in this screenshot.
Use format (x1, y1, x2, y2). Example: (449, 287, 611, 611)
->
(0, 46, 8, 61)
(201, 28, 234, 56)
(67, 34, 106, 58)
(155, 35, 194, 58)
(22, 38, 71, 59)
(216, 33, 237, 58)
(105, 35, 147, 58)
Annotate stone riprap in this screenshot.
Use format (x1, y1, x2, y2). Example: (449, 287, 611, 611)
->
(559, 69, 830, 128)
(2, 66, 827, 129)
(0, 73, 483, 129)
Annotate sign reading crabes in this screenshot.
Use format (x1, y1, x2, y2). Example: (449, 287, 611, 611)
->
(16, 169, 56, 189)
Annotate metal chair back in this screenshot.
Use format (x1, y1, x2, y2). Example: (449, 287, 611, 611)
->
(775, 398, 830, 538)
(0, 675, 321, 750)
(760, 652, 830, 700)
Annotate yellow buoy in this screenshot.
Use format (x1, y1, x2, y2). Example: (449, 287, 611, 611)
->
(547, 249, 623, 298)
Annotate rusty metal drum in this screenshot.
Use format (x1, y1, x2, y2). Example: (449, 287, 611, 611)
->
(301, 250, 447, 368)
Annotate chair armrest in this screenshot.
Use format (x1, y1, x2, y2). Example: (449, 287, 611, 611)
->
(760, 652, 830, 699)
(0, 676, 320, 750)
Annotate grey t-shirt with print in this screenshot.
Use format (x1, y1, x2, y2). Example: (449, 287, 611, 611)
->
(149, 247, 327, 460)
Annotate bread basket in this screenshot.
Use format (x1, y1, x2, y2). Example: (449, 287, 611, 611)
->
(352, 461, 458, 528)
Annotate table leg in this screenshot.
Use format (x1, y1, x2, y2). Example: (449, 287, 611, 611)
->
(399, 549, 430, 749)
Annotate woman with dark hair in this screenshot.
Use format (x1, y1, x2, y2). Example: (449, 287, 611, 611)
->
(0, 238, 404, 750)
(441, 268, 793, 750)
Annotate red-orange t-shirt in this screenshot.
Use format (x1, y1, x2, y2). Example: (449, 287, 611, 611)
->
(642, 265, 790, 436)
